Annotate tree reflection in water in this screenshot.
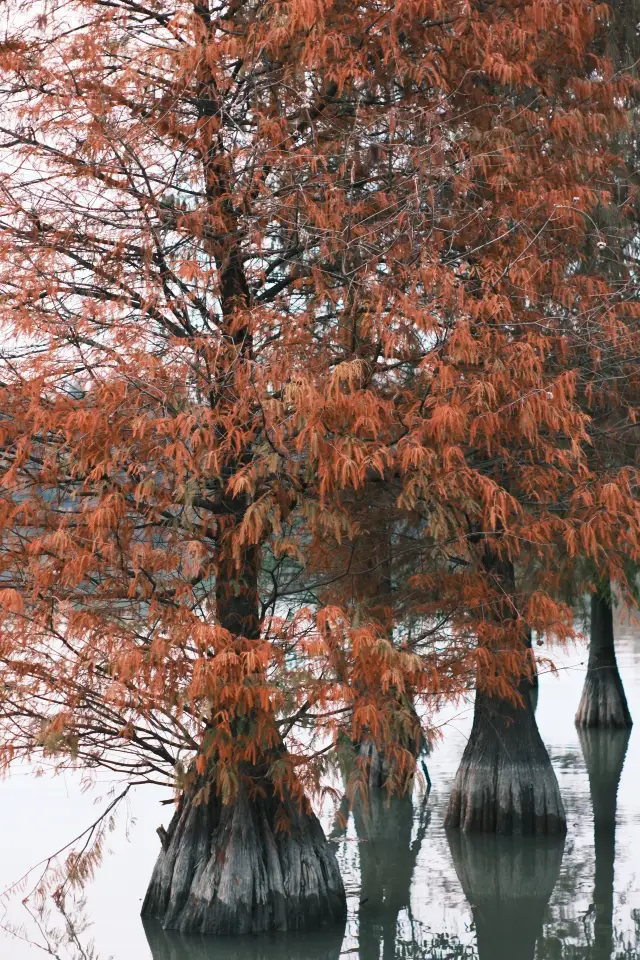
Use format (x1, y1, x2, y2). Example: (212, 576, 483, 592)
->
(580, 728, 630, 960)
(542, 728, 636, 960)
(352, 791, 430, 960)
(138, 714, 640, 960)
(447, 831, 565, 960)
(142, 917, 346, 960)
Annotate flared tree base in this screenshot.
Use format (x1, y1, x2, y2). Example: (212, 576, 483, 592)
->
(575, 668, 633, 729)
(445, 690, 566, 835)
(142, 778, 346, 935)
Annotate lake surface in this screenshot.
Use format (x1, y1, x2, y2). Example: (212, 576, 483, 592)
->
(2, 608, 640, 959)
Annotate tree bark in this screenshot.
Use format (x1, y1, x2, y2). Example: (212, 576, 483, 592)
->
(525, 628, 539, 713)
(575, 587, 632, 728)
(447, 831, 565, 960)
(142, 543, 346, 934)
(445, 554, 566, 834)
(444, 678, 566, 834)
(578, 727, 630, 960)
(141, 775, 346, 935)
(356, 699, 424, 793)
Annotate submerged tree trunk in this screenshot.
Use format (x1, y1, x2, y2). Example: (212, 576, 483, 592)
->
(447, 831, 565, 960)
(357, 699, 424, 793)
(142, 536, 346, 933)
(575, 586, 632, 728)
(578, 727, 630, 960)
(445, 554, 566, 834)
(445, 679, 566, 834)
(352, 529, 425, 794)
(141, 776, 346, 934)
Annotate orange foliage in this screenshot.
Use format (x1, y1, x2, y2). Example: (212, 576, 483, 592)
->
(0, 0, 636, 806)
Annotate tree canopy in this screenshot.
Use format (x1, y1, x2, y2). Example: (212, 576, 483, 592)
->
(0, 0, 637, 842)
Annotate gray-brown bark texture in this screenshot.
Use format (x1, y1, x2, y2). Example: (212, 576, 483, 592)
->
(143, 525, 346, 934)
(356, 699, 424, 792)
(575, 589, 632, 728)
(445, 552, 565, 834)
(444, 680, 566, 834)
(448, 831, 565, 960)
(141, 777, 346, 935)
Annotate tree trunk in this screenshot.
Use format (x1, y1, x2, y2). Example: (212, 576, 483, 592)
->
(356, 698, 424, 793)
(143, 915, 346, 960)
(577, 727, 630, 960)
(141, 776, 346, 935)
(526, 629, 539, 713)
(575, 587, 632, 728)
(445, 554, 566, 834)
(447, 831, 565, 960)
(142, 544, 346, 934)
(444, 679, 566, 834)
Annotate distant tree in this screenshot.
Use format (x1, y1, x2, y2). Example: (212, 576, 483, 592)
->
(571, 0, 640, 729)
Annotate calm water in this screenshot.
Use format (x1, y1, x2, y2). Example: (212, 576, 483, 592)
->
(2, 609, 640, 959)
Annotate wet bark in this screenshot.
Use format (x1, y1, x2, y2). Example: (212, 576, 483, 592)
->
(141, 777, 346, 935)
(445, 554, 565, 834)
(575, 588, 632, 729)
(353, 791, 430, 960)
(447, 831, 565, 960)
(143, 916, 345, 960)
(578, 727, 630, 960)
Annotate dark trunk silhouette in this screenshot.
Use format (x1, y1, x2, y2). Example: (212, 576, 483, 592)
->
(142, 549, 346, 934)
(354, 530, 425, 795)
(353, 791, 430, 960)
(357, 699, 425, 793)
(445, 679, 566, 833)
(575, 587, 632, 729)
(445, 554, 565, 834)
(578, 727, 630, 960)
(447, 831, 565, 960)
(143, 917, 345, 960)
(142, 775, 346, 935)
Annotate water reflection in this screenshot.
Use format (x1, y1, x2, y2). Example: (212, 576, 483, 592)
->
(578, 728, 630, 960)
(5, 611, 640, 960)
(447, 832, 565, 960)
(143, 918, 346, 960)
(352, 791, 430, 960)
